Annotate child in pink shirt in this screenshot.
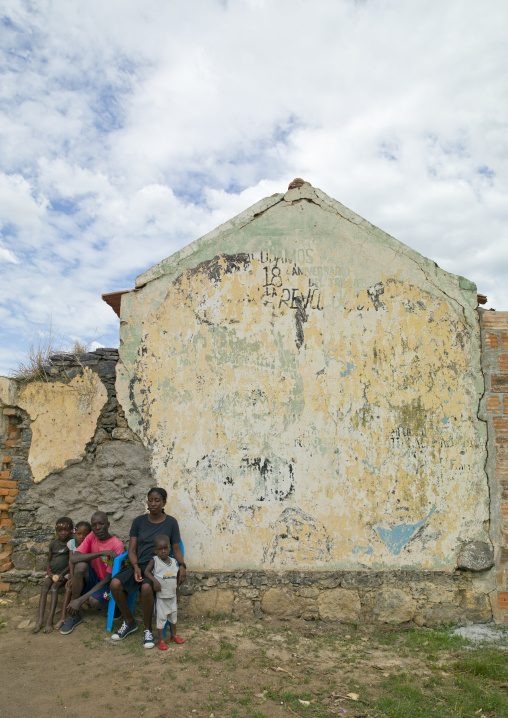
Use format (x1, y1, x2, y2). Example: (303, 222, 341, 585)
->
(60, 511, 124, 635)
(74, 527, 124, 581)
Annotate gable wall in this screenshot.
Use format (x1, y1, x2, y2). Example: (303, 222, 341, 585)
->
(117, 186, 489, 574)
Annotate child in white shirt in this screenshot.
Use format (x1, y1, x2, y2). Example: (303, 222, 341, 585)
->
(144, 534, 184, 650)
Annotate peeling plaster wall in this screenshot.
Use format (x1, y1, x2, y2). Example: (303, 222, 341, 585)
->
(14, 368, 108, 482)
(117, 184, 487, 573)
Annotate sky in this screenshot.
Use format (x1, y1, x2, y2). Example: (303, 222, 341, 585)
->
(0, 0, 507, 375)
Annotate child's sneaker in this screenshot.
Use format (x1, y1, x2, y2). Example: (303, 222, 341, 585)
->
(60, 615, 83, 635)
(111, 620, 138, 641)
(143, 629, 155, 648)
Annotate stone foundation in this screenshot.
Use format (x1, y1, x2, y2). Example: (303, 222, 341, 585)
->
(176, 569, 493, 627)
(2, 567, 493, 627)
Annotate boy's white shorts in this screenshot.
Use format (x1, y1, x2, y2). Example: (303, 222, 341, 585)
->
(156, 596, 177, 629)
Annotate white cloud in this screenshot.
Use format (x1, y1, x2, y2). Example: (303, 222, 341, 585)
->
(0, 247, 19, 264)
(0, 0, 507, 373)
(0, 173, 47, 231)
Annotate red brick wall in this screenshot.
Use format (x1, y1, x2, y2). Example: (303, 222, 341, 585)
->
(481, 311, 508, 622)
(0, 413, 21, 591)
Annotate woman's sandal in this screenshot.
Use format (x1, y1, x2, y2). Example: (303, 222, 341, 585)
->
(170, 635, 185, 644)
(157, 640, 168, 651)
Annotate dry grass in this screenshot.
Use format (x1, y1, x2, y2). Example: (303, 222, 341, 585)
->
(69, 338, 89, 354)
(10, 328, 57, 382)
(10, 326, 95, 383)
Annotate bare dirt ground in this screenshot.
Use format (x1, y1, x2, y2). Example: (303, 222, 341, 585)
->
(1, 599, 507, 718)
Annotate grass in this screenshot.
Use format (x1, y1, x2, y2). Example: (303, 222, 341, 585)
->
(11, 326, 57, 382)
(453, 652, 508, 681)
(210, 637, 237, 661)
(373, 666, 508, 717)
(10, 324, 97, 383)
(253, 625, 508, 718)
(10, 317, 103, 383)
(69, 338, 89, 354)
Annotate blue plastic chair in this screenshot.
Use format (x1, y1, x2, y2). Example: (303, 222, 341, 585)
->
(107, 541, 184, 632)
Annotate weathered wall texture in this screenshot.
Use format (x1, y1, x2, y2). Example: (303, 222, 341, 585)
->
(117, 183, 488, 573)
(177, 569, 492, 627)
(13, 368, 108, 482)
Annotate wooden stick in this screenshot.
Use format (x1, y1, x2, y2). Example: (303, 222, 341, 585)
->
(270, 666, 296, 679)
(285, 706, 301, 718)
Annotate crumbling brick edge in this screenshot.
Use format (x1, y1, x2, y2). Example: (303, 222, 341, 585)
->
(480, 309, 508, 622)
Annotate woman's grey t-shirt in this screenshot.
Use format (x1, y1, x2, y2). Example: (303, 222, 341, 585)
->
(129, 514, 181, 565)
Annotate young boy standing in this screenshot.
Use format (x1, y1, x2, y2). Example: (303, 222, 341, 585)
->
(32, 517, 73, 634)
(144, 535, 184, 650)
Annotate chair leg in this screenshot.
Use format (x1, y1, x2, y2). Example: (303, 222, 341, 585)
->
(107, 595, 116, 632)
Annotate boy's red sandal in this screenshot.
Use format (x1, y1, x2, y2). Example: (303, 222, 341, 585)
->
(157, 640, 168, 651)
(170, 635, 185, 644)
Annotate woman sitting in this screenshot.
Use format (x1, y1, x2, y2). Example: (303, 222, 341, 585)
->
(110, 487, 186, 648)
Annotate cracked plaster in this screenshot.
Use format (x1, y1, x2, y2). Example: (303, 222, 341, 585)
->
(13, 369, 108, 482)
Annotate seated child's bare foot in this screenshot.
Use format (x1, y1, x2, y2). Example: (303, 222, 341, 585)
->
(31, 621, 44, 634)
(44, 623, 54, 634)
(55, 618, 65, 631)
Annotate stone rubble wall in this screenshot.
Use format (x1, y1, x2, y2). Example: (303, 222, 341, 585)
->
(0, 348, 153, 599)
(178, 570, 492, 627)
(480, 310, 508, 623)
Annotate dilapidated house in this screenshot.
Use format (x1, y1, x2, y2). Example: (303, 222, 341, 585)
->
(2, 180, 507, 624)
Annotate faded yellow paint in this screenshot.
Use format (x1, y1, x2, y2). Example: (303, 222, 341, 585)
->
(119, 186, 487, 571)
(17, 369, 107, 482)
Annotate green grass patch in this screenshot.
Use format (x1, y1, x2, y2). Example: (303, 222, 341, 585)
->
(453, 652, 508, 681)
(373, 661, 508, 718)
(210, 637, 236, 661)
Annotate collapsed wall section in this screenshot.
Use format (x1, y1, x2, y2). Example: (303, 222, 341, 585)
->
(0, 349, 152, 600)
